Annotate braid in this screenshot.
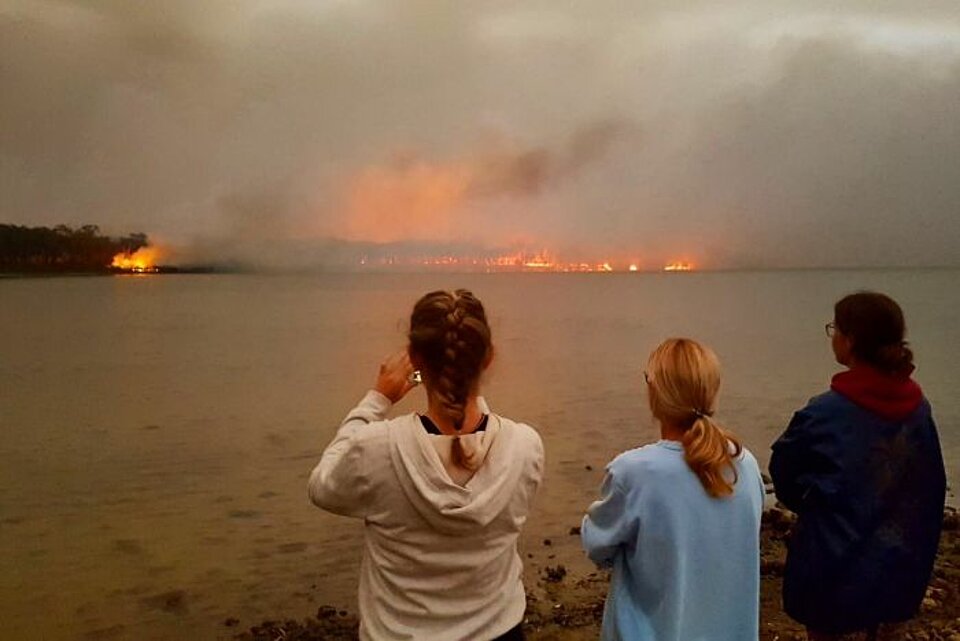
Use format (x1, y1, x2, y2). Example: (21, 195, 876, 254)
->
(408, 289, 492, 467)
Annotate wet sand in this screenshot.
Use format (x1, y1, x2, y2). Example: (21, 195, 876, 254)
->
(235, 507, 960, 641)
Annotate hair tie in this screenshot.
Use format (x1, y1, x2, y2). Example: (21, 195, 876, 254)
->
(692, 408, 711, 419)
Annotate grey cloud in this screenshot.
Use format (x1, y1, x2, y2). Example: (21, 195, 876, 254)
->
(683, 36, 960, 267)
(464, 120, 639, 199)
(1, 1, 959, 269)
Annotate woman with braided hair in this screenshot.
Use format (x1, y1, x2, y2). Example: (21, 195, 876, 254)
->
(308, 289, 544, 641)
(581, 338, 765, 641)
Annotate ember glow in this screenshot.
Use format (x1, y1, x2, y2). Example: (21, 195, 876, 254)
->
(111, 247, 165, 273)
(332, 123, 633, 244)
(341, 160, 471, 243)
(357, 250, 698, 273)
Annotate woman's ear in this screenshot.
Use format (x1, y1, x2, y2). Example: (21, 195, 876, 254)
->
(832, 331, 855, 367)
(482, 344, 495, 371)
(646, 382, 659, 417)
(408, 346, 424, 371)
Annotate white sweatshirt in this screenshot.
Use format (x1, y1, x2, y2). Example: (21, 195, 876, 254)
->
(308, 391, 545, 641)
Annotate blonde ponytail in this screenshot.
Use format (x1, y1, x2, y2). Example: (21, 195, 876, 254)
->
(646, 338, 743, 498)
(680, 415, 742, 498)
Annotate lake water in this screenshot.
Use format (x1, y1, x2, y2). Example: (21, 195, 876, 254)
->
(1, 270, 957, 641)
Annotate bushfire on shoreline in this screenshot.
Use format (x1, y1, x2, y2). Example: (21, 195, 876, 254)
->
(108, 245, 696, 274)
(359, 250, 696, 273)
(111, 247, 164, 273)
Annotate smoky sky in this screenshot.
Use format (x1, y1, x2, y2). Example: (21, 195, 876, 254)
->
(2, 1, 960, 268)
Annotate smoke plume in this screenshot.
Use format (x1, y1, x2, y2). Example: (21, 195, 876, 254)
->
(337, 121, 637, 243)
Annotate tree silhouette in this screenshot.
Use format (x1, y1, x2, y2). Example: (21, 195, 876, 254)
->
(0, 224, 150, 273)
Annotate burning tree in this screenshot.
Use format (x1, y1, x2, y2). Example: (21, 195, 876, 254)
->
(0, 224, 150, 273)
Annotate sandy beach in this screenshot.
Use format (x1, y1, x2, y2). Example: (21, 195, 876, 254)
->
(235, 507, 960, 641)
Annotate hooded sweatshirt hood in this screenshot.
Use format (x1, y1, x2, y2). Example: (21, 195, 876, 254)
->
(831, 365, 923, 421)
(388, 413, 530, 534)
(310, 390, 543, 640)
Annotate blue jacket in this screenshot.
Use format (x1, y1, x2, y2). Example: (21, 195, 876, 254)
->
(770, 389, 946, 633)
(582, 441, 764, 641)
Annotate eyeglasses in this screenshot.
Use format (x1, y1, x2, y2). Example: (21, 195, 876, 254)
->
(825, 322, 837, 338)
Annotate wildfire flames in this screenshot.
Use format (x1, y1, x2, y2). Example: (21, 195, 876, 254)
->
(106, 240, 694, 274)
(361, 250, 695, 273)
(111, 247, 164, 273)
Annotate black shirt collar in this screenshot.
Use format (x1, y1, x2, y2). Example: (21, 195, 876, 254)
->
(419, 414, 489, 435)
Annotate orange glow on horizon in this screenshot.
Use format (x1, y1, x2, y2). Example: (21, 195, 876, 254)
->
(111, 247, 165, 272)
(356, 250, 700, 273)
(341, 160, 471, 243)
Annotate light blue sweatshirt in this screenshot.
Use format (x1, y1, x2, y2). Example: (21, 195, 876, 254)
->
(581, 440, 764, 641)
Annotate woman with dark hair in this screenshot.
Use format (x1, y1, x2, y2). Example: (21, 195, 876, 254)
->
(771, 291, 946, 641)
(308, 290, 544, 641)
(581, 338, 764, 641)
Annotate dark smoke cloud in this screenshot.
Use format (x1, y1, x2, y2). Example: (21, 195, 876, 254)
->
(1, 1, 959, 269)
(467, 120, 637, 198)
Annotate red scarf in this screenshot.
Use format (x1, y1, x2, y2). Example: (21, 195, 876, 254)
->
(830, 365, 923, 421)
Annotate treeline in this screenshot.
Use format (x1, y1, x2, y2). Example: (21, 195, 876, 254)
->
(0, 224, 149, 273)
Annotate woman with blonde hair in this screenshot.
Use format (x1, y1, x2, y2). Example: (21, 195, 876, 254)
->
(309, 289, 544, 641)
(581, 338, 764, 641)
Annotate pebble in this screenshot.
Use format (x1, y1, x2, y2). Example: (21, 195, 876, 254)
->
(543, 565, 567, 583)
(944, 509, 959, 531)
(760, 558, 785, 576)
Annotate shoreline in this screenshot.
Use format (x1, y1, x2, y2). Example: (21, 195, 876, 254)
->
(234, 507, 960, 641)
(0, 266, 218, 278)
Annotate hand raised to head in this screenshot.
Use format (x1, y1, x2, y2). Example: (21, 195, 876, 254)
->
(374, 350, 418, 404)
